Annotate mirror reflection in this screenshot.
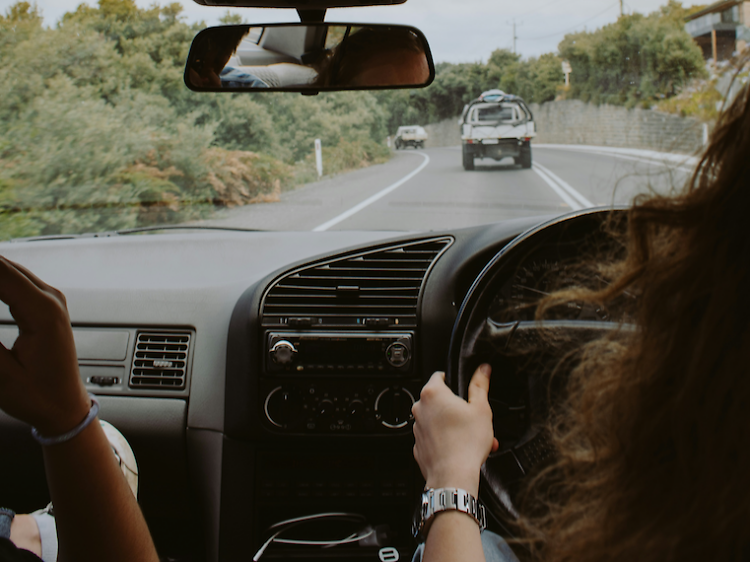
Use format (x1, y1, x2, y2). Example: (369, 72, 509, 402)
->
(185, 24, 433, 91)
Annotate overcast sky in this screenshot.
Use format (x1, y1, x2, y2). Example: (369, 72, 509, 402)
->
(0, 0, 701, 61)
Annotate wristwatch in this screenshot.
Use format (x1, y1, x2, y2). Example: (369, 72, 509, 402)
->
(412, 488, 487, 540)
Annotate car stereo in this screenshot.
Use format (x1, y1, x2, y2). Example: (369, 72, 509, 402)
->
(262, 331, 418, 434)
(265, 332, 413, 374)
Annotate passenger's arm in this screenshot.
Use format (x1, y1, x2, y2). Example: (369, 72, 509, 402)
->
(0, 257, 159, 562)
(412, 366, 498, 562)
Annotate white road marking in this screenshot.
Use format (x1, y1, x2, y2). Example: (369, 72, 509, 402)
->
(533, 162, 593, 208)
(534, 144, 698, 172)
(531, 165, 581, 210)
(312, 152, 431, 231)
(556, 149, 695, 174)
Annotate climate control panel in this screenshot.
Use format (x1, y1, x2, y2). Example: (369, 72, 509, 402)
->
(261, 379, 419, 434)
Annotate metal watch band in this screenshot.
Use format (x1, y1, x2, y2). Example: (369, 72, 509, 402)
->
(412, 487, 487, 539)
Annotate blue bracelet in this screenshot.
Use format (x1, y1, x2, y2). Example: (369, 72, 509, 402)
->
(30, 394, 100, 446)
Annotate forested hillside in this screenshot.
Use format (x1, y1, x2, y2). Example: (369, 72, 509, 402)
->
(0, 0, 390, 239)
(376, 0, 707, 131)
(0, 0, 707, 239)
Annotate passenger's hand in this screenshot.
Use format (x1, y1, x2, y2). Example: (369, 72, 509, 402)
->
(0, 257, 90, 436)
(412, 365, 499, 497)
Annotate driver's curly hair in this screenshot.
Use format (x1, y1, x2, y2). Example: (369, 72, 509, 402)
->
(519, 59, 750, 562)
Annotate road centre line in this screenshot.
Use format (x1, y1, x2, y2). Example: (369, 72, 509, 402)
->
(533, 162, 593, 208)
(312, 152, 431, 231)
(531, 165, 582, 211)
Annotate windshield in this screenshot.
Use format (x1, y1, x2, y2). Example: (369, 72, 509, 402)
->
(0, 0, 723, 238)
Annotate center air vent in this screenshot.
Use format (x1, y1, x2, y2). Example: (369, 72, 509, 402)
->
(261, 237, 452, 329)
(129, 332, 191, 389)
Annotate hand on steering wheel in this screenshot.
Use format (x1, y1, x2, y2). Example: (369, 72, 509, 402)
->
(412, 365, 500, 497)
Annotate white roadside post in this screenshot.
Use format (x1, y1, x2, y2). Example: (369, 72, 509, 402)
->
(562, 60, 572, 87)
(315, 138, 323, 178)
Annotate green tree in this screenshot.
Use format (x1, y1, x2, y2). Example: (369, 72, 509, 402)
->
(558, 1, 706, 106)
(0, 0, 395, 240)
(219, 11, 244, 25)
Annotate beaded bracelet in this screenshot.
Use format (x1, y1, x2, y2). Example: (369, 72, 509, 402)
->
(31, 394, 100, 446)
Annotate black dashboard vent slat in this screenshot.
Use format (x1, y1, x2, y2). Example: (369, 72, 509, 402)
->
(129, 332, 190, 390)
(261, 237, 452, 327)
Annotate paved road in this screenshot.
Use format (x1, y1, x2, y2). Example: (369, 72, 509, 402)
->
(200, 145, 695, 232)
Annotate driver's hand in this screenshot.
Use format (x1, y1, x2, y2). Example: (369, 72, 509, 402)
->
(0, 256, 90, 437)
(412, 365, 499, 497)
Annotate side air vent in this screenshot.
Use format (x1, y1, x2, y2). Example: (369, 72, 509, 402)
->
(129, 332, 191, 389)
(261, 237, 452, 329)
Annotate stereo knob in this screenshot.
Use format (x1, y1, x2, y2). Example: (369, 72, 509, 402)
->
(270, 340, 297, 365)
(264, 387, 301, 428)
(386, 342, 409, 367)
(347, 399, 365, 424)
(316, 399, 335, 426)
(317, 398, 334, 417)
(375, 387, 415, 429)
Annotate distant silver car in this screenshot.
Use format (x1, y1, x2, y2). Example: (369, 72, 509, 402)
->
(394, 125, 428, 149)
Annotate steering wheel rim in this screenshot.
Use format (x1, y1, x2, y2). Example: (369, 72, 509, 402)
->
(446, 207, 628, 527)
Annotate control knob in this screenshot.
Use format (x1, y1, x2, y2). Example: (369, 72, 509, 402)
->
(346, 399, 365, 426)
(270, 340, 297, 366)
(264, 387, 302, 428)
(374, 387, 415, 429)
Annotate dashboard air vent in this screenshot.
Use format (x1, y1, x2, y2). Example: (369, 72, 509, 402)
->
(129, 332, 190, 389)
(262, 237, 452, 329)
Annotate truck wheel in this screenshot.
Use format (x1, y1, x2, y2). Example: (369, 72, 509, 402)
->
(395, 140, 402, 150)
(519, 144, 532, 169)
(462, 147, 475, 171)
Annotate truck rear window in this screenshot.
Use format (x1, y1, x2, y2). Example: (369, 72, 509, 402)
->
(475, 105, 515, 122)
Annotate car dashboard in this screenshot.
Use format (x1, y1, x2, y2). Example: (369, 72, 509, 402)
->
(0, 214, 553, 562)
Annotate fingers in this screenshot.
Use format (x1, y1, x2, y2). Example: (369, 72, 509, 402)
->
(0, 257, 53, 331)
(3, 257, 65, 306)
(425, 371, 446, 387)
(467, 363, 491, 404)
(0, 340, 21, 377)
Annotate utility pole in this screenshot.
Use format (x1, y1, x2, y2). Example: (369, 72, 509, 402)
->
(508, 19, 522, 54)
(620, 0, 624, 17)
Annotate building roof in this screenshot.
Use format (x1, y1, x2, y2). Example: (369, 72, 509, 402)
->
(685, 0, 743, 22)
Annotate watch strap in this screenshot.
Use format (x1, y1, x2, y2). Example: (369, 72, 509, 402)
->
(413, 488, 486, 539)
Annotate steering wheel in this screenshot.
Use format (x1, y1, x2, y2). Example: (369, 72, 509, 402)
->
(446, 208, 628, 528)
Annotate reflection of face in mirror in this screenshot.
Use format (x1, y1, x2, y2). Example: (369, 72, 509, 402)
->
(188, 27, 269, 89)
(318, 27, 430, 88)
(185, 24, 432, 91)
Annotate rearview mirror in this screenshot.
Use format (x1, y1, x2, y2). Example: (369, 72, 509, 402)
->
(184, 23, 434, 92)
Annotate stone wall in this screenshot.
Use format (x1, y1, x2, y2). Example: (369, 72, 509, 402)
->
(423, 118, 462, 148)
(423, 99, 705, 154)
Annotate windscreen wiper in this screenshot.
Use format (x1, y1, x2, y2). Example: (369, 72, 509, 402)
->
(8, 225, 264, 242)
(115, 225, 265, 235)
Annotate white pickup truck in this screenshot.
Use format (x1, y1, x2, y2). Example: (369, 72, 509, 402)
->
(394, 125, 428, 149)
(460, 89, 536, 170)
